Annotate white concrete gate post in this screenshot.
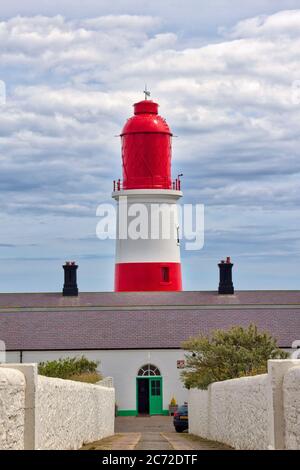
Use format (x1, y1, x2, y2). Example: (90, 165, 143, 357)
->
(267, 359, 300, 450)
(0, 363, 37, 450)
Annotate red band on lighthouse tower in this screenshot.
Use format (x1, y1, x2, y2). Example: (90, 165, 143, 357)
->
(113, 98, 183, 292)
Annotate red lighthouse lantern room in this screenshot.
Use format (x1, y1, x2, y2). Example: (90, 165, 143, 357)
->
(113, 96, 183, 292)
(121, 100, 172, 190)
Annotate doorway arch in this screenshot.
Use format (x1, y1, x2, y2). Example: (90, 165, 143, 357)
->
(138, 364, 161, 377)
(136, 364, 163, 415)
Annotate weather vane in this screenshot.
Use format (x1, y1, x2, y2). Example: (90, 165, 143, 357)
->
(144, 84, 151, 100)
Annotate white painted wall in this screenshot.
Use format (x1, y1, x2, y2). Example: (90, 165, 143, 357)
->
(6, 351, 20, 362)
(113, 189, 182, 263)
(283, 366, 300, 450)
(189, 375, 270, 450)
(36, 376, 115, 450)
(210, 374, 270, 449)
(188, 389, 209, 439)
(189, 360, 300, 450)
(0, 368, 25, 450)
(0, 364, 115, 450)
(6, 349, 188, 412)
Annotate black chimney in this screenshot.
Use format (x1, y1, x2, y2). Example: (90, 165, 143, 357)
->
(218, 257, 234, 295)
(63, 261, 78, 296)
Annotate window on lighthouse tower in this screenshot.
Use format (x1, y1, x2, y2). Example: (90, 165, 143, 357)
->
(162, 267, 170, 283)
(177, 225, 180, 245)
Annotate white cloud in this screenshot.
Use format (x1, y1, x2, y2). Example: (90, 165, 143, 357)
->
(0, 11, 299, 210)
(1, 10, 300, 291)
(225, 9, 300, 38)
(81, 14, 160, 30)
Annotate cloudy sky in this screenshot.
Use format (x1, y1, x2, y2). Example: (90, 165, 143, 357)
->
(1, 0, 300, 292)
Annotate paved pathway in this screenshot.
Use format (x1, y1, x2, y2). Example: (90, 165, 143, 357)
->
(135, 432, 173, 450)
(115, 416, 174, 433)
(81, 416, 232, 451)
(81, 433, 141, 451)
(162, 432, 231, 450)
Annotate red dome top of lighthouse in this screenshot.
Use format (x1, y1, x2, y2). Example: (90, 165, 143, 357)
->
(121, 99, 173, 190)
(121, 100, 171, 136)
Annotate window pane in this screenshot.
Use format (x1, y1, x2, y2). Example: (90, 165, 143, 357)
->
(162, 267, 169, 282)
(151, 380, 160, 396)
(138, 364, 161, 376)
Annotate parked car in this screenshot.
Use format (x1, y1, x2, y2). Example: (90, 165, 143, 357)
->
(173, 403, 188, 432)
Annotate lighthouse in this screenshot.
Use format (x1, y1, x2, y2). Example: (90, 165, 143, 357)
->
(112, 94, 183, 292)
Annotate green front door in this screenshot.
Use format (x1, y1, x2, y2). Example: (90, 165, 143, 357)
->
(149, 377, 163, 415)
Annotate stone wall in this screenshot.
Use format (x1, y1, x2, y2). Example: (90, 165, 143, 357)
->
(188, 389, 210, 439)
(0, 368, 25, 450)
(0, 364, 115, 450)
(36, 375, 115, 450)
(189, 375, 269, 449)
(189, 359, 300, 450)
(210, 374, 270, 449)
(283, 366, 300, 450)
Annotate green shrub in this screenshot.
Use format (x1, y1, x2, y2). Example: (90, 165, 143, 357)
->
(181, 324, 289, 390)
(69, 372, 102, 384)
(38, 356, 100, 381)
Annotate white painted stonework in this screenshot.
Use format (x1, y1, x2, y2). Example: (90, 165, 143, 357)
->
(188, 389, 209, 439)
(211, 374, 270, 449)
(36, 376, 115, 450)
(189, 360, 300, 450)
(0, 368, 25, 450)
(189, 374, 269, 450)
(283, 366, 300, 450)
(0, 364, 115, 450)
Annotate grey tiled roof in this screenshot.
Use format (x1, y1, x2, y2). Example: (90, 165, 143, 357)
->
(0, 290, 300, 308)
(0, 291, 299, 350)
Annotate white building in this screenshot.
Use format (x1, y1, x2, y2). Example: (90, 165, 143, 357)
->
(1, 288, 299, 416)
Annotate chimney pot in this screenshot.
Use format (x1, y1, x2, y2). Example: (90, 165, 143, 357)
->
(218, 257, 234, 295)
(62, 262, 78, 296)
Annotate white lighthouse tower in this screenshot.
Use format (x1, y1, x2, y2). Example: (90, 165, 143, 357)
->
(112, 97, 183, 292)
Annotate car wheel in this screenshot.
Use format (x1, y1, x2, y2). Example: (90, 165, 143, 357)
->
(175, 426, 183, 433)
